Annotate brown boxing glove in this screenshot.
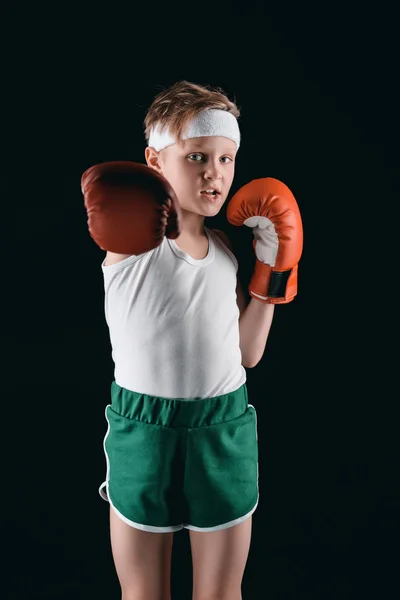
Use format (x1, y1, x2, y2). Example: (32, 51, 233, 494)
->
(81, 161, 181, 255)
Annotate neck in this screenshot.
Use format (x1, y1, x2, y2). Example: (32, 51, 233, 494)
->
(177, 211, 206, 238)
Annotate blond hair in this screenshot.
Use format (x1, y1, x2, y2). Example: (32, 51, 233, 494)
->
(143, 80, 240, 146)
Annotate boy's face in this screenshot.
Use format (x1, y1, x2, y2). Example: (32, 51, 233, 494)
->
(148, 136, 237, 218)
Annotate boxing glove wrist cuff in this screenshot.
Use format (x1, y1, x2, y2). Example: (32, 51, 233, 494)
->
(249, 260, 298, 304)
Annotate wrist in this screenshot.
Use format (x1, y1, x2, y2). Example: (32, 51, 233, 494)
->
(249, 260, 298, 304)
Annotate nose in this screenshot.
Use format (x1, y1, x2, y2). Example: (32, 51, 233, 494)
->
(204, 160, 223, 181)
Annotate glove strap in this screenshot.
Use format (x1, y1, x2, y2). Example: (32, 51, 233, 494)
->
(249, 260, 298, 304)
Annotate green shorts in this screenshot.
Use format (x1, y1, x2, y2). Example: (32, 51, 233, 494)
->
(99, 381, 259, 533)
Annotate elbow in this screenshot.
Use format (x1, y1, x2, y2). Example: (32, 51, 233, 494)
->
(240, 342, 264, 369)
(245, 361, 258, 369)
(242, 357, 258, 369)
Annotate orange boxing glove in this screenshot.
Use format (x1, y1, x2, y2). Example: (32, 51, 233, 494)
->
(226, 178, 303, 304)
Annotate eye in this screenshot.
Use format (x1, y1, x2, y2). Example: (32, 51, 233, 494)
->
(188, 154, 233, 163)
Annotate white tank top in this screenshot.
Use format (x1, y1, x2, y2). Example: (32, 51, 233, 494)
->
(101, 227, 246, 399)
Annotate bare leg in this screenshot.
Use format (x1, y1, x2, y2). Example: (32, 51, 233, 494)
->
(109, 506, 174, 600)
(190, 516, 252, 600)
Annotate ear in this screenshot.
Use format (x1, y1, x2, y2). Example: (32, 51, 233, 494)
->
(145, 146, 163, 173)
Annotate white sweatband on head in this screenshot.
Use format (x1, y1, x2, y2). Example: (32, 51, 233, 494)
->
(148, 108, 241, 151)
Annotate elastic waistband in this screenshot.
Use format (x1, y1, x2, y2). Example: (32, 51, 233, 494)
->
(110, 381, 249, 428)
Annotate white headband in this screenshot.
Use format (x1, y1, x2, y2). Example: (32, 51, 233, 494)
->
(148, 108, 241, 151)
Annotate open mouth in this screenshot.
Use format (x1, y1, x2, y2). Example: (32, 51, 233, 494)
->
(201, 189, 220, 198)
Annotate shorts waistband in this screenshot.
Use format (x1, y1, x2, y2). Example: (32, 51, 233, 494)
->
(109, 382, 249, 428)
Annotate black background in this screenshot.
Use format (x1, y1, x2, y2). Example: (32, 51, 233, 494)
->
(3, 4, 398, 599)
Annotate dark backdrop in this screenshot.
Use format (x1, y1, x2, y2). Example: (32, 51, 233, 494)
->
(4, 5, 397, 599)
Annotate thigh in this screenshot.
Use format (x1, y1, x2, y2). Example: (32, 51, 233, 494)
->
(110, 506, 174, 600)
(190, 516, 252, 600)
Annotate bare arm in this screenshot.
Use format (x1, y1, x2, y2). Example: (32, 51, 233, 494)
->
(213, 229, 275, 368)
(238, 300, 275, 368)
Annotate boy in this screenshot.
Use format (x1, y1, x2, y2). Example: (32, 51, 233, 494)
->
(82, 80, 302, 600)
